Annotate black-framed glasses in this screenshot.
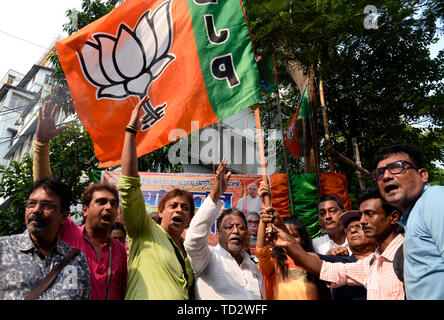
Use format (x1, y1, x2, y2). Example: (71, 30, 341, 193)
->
(345, 224, 363, 234)
(24, 200, 61, 212)
(371, 160, 418, 181)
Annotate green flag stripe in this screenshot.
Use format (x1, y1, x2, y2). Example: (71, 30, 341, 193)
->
(187, 0, 261, 120)
(296, 86, 310, 120)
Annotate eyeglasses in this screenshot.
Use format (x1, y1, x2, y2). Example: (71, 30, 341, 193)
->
(345, 224, 363, 234)
(24, 200, 61, 212)
(371, 160, 418, 181)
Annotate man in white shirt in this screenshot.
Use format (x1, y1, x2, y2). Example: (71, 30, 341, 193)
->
(236, 183, 264, 215)
(184, 159, 265, 300)
(312, 194, 350, 255)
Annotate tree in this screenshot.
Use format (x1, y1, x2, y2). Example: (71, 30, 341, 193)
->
(0, 155, 33, 236)
(247, 0, 443, 199)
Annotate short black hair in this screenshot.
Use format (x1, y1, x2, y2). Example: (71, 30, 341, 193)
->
(29, 177, 72, 212)
(82, 182, 119, 207)
(111, 221, 126, 236)
(217, 208, 247, 231)
(358, 186, 398, 216)
(374, 143, 423, 170)
(317, 194, 344, 211)
(283, 215, 314, 253)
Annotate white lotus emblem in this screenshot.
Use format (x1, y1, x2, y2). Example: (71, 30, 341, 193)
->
(77, 0, 175, 130)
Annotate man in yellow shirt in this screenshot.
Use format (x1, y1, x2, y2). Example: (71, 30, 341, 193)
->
(118, 96, 194, 299)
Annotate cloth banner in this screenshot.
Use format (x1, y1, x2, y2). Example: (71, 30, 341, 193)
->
(102, 171, 262, 255)
(288, 173, 321, 239)
(319, 172, 352, 211)
(56, 0, 261, 167)
(269, 173, 290, 218)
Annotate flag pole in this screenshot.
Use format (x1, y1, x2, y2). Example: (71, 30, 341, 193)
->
(252, 103, 271, 207)
(272, 54, 295, 216)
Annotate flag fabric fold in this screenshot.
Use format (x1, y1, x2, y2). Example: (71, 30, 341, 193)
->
(56, 0, 261, 167)
(284, 85, 309, 159)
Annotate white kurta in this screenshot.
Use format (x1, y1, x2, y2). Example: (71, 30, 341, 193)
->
(235, 195, 263, 214)
(184, 197, 265, 300)
(312, 234, 351, 255)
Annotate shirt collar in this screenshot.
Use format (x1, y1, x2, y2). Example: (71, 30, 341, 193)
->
(81, 224, 112, 247)
(18, 229, 35, 252)
(398, 184, 430, 228)
(19, 229, 66, 255)
(215, 244, 251, 264)
(374, 233, 404, 262)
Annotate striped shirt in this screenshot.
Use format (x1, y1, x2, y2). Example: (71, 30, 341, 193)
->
(320, 233, 404, 300)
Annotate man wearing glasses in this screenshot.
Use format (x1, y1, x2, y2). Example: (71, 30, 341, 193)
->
(32, 101, 128, 300)
(372, 144, 444, 300)
(318, 209, 376, 300)
(261, 186, 405, 299)
(0, 178, 91, 299)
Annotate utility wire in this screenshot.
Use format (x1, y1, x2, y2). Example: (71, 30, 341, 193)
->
(0, 29, 47, 49)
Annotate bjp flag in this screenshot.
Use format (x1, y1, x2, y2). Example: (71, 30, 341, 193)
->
(284, 86, 309, 159)
(56, 0, 261, 167)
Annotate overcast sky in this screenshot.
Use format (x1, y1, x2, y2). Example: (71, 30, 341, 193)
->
(0, 1, 443, 81)
(0, 0, 84, 79)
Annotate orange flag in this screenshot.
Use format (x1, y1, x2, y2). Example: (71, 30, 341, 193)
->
(56, 0, 261, 167)
(284, 86, 309, 159)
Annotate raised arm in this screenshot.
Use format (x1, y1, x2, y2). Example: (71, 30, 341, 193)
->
(256, 181, 270, 249)
(121, 96, 148, 177)
(262, 206, 324, 277)
(33, 100, 67, 181)
(184, 159, 230, 275)
(118, 96, 152, 238)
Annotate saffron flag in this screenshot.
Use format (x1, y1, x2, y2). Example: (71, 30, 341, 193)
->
(284, 86, 309, 158)
(56, 0, 261, 167)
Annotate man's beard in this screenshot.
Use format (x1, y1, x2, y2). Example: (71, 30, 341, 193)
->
(27, 215, 47, 236)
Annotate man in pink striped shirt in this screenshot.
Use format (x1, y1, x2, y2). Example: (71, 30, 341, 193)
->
(261, 186, 405, 300)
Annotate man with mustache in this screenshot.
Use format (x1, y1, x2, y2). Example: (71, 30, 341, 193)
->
(262, 186, 405, 300)
(32, 101, 128, 300)
(373, 144, 444, 299)
(184, 158, 264, 299)
(0, 178, 90, 299)
(318, 209, 376, 300)
(313, 194, 350, 255)
(118, 96, 194, 299)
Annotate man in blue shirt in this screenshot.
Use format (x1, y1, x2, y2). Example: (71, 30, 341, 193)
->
(372, 143, 444, 300)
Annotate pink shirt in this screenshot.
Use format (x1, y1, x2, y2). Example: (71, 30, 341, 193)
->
(320, 233, 405, 300)
(59, 218, 128, 300)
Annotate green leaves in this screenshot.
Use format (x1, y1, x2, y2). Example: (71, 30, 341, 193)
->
(0, 156, 33, 236)
(246, 0, 443, 202)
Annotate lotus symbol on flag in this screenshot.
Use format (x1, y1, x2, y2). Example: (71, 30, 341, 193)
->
(77, 0, 175, 130)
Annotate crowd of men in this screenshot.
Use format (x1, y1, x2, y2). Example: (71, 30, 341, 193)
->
(0, 98, 443, 300)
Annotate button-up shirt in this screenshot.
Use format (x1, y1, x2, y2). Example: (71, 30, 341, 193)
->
(398, 184, 444, 300)
(118, 175, 194, 300)
(0, 230, 90, 300)
(184, 196, 265, 300)
(59, 218, 128, 300)
(313, 234, 351, 255)
(320, 233, 405, 300)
